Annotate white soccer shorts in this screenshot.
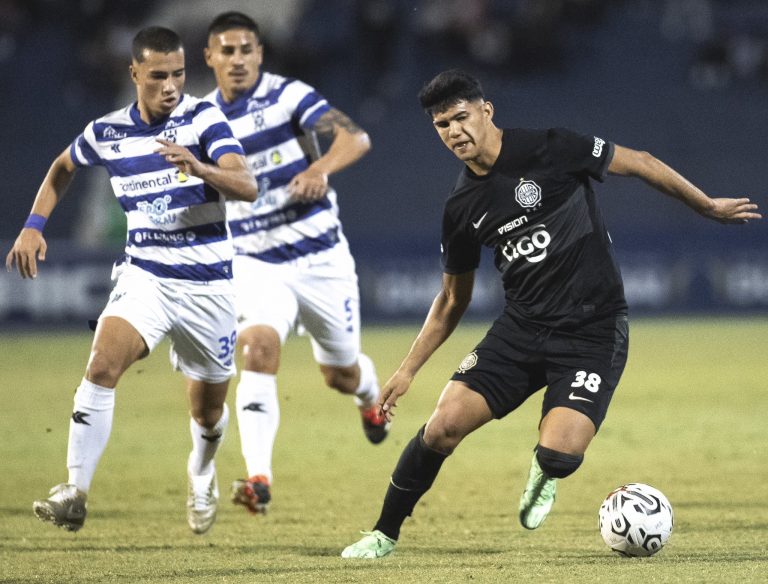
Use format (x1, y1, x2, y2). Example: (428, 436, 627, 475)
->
(99, 265, 238, 383)
(232, 250, 361, 367)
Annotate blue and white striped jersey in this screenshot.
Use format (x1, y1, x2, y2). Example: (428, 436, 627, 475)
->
(205, 72, 350, 264)
(69, 95, 244, 289)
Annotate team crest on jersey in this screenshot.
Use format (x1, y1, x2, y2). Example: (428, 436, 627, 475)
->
(515, 179, 541, 208)
(457, 351, 478, 373)
(162, 128, 177, 143)
(247, 97, 267, 130)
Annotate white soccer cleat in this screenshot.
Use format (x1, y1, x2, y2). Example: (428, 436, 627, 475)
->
(187, 469, 219, 534)
(33, 483, 88, 532)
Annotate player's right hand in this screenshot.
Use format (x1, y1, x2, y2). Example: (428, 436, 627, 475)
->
(5, 229, 47, 279)
(379, 370, 414, 422)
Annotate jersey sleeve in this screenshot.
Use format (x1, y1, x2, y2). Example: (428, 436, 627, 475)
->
(440, 202, 481, 274)
(69, 122, 102, 168)
(284, 78, 332, 131)
(195, 103, 245, 162)
(547, 128, 615, 182)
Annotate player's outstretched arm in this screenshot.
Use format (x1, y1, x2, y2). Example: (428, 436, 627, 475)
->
(5, 149, 77, 279)
(288, 108, 371, 202)
(608, 145, 762, 224)
(155, 140, 258, 202)
(379, 271, 474, 420)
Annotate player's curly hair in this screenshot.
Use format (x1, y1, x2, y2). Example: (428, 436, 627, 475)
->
(418, 70, 485, 117)
(208, 11, 261, 41)
(131, 27, 182, 62)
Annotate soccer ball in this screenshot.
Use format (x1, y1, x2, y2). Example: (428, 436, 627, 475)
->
(598, 483, 674, 557)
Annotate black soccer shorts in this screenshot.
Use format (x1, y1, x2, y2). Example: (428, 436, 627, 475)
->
(451, 312, 629, 431)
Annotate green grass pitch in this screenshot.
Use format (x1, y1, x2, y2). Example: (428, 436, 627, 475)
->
(1, 318, 766, 583)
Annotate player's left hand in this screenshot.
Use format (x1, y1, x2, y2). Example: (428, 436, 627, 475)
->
(155, 139, 203, 180)
(288, 167, 328, 202)
(706, 197, 762, 224)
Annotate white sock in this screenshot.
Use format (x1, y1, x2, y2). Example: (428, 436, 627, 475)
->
(67, 379, 115, 493)
(188, 403, 228, 477)
(353, 353, 380, 409)
(235, 370, 279, 482)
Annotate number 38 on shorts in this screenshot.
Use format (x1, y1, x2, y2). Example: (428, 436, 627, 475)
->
(571, 370, 602, 393)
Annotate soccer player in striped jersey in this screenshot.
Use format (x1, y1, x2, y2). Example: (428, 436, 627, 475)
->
(5, 27, 258, 534)
(203, 11, 387, 515)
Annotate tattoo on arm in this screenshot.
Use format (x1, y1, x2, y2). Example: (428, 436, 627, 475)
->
(314, 108, 364, 138)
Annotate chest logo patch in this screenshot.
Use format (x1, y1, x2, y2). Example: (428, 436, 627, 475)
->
(515, 179, 541, 208)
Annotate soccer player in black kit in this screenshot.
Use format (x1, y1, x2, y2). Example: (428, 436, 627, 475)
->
(341, 70, 761, 558)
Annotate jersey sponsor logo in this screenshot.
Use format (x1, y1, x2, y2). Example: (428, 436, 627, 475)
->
(133, 229, 196, 245)
(592, 137, 605, 157)
(471, 211, 488, 229)
(457, 351, 478, 373)
(165, 119, 185, 130)
(501, 224, 551, 264)
(102, 125, 127, 139)
(497, 214, 528, 235)
(515, 179, 541, 208)
(118, 172, 176, 193)
(136, 194, 177, 225)
(270, 150, 283, 165)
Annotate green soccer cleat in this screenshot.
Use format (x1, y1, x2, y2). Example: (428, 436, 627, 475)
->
(33, 483, 87, 532)
(341, 530, 397, 559)
(518, 452, 557, 530)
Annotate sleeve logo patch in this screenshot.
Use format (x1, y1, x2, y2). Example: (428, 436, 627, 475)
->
(592, 137, 605, 157)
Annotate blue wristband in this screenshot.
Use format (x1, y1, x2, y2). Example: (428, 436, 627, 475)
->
(23, 213, 47, 232)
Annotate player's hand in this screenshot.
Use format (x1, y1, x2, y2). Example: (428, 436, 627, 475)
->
(378, 370, 414, 422)
(706, 197, 762, 224)
(287, 167, 328, 202)
(5, 228, 47, 279)
(155, 139, 203, 181)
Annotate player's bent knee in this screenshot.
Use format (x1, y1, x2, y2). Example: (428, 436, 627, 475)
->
(536, 445, 584, 479)
(423, 419, 464, 454)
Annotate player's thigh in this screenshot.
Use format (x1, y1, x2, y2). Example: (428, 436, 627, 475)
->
(232, 255, 299, 342)
(542, 314, 629, 432)
(424, 381, 495, 450)
(295, 264, 361, 367)
(170, 293, 239, 384)
(450, 318, 547, 419)
(98, 268, 174, 355)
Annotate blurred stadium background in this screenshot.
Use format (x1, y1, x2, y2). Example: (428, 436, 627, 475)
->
(1, 0, 767, 327)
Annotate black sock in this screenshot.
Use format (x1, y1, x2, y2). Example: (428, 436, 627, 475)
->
(373, 426, 449, 540)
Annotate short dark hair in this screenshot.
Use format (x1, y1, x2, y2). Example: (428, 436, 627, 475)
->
(208, 11, 261, 41)
(418, 69, 485, 116)
(131, 26, 183, 62)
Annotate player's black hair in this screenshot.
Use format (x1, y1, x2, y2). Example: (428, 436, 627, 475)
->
(418, 69, 485, 117)
(208, 11, 261, 41)
(131, 26, 183, 62)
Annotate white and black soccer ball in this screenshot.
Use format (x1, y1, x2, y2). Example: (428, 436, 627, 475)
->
(598, 483, 674, 557)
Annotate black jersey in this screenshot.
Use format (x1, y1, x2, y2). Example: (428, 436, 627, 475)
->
(441, 127, 628, 327)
